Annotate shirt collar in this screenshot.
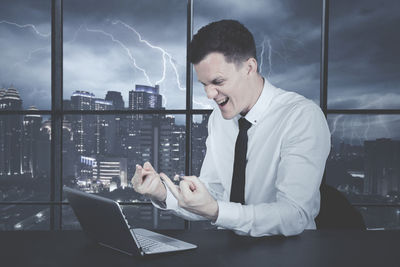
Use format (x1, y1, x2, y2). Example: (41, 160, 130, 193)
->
(235, 77, 276, 126)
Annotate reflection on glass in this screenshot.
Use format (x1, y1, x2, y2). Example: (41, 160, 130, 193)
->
(121, 205, 185, 230)
(328, 0, 400, 109)
(357, 207, 400, 230)
(0, 0, 51, 110)
(62, 204, 185, 230)
(326, 115, 400, 204)
(62, 114, 186, 202)
(64, 0, 187, 110)
(193, 0, 321, 108)
(0, 205, 50, 230)
(0, 115, 51, 201)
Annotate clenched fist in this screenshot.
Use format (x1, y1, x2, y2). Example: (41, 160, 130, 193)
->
(160, 173, 219, 222)
(131, 162, 167, 202)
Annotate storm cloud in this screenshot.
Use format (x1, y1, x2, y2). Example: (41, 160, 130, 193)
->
(0, 0, 399, 142)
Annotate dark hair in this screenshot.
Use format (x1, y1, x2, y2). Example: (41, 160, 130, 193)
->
(189, 20, 257, 66)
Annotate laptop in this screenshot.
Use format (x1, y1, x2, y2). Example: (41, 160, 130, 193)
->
(63, 186, 197, 256)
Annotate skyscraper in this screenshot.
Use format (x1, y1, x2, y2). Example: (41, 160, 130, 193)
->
(71, 91, 95, 110)
(364, 138, 400, 197)
(129, 85, 162, 110)
(105, 91, 126, 156)
(93, 156, 128, 190)
(0, 87, 23, 175)
(94, 99, 113, 155)
(192, 114, 209, 176)
(69, 91, 99, 156)
(126, 85, 163, 177)
(22, 107, 42, 178)
(105, 91, 125, 110)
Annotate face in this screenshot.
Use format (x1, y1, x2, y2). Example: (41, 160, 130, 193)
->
(194, 52, 253, 120)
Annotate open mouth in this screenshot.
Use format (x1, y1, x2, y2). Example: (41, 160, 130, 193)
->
(216, 97, 229, 107)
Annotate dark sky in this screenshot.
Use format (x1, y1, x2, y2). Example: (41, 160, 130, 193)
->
(0, 0, 399, 143)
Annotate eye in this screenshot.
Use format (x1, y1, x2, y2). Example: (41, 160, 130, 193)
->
(213, 80, 223, 85)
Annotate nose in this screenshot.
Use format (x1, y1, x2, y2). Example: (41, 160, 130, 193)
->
(204, 85, 218, 100)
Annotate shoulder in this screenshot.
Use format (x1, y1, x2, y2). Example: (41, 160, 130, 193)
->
(271, 88, 323, 120)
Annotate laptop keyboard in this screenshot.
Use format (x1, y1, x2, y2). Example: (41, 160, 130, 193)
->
(134, 233, 177, 252)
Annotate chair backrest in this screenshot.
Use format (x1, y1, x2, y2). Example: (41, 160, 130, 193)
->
(315, 184, 366, 230)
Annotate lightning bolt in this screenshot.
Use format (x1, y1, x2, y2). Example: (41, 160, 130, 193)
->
(0, 20, 50, 81)
(259, 38, 265, 74)
(0, 20, 50, 38)
(26, 47, 49, 62)
(330, 114, 343, 138)
(1, 19, 239, 110)
(64, 24, 84, 45)
(258, 37, 288, 79)
(364, 115, 371, 141)
(112, 20, 185, 91)
(352, 117, 363, 146)
(266, 39, 273, 79)
(84, 25, 153, 86)
(112, 20, 213, 109)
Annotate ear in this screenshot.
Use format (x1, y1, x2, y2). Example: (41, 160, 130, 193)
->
(245, 57, 258, 76)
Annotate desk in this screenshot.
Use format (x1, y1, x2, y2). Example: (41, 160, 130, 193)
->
(0, 229, 399, 267)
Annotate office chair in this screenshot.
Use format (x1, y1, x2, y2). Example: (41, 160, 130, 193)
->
(315, 184, 366, 230)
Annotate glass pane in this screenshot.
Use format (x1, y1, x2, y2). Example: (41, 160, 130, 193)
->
(193, 0, 321, 108)
(121, 205, 185, 230)
(326, 115, 400, 205)
(0, 0, 51, 110)
(357, 206, 400, 230)
(64, 0, 187, 110)
(191, 114, 210, 177)
(62, 114, 186, 202)
(0, 205, 50, 230)
(0, 115, 51, 201)
(62, 204, 184, 230)
(328, 0, 400, 109)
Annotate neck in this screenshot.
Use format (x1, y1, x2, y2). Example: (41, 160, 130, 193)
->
(240, 74, 264, 116)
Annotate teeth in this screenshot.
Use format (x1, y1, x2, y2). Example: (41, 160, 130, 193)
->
(217, 97, 228, 105)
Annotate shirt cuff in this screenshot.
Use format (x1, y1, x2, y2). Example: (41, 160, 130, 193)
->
(212, 200, 242, 229)
(151, 181, 179, 210)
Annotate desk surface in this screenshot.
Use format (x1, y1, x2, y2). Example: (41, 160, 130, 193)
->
(1, 229, 399, 267)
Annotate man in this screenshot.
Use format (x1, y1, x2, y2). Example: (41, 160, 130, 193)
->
(131, 20, 331, 237)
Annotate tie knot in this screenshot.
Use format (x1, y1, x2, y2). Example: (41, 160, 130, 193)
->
(238, 118, 252, 131)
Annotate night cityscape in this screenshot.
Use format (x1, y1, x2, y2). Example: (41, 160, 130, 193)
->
(1, 84, 400, 230)
(0, 85, 209, 230)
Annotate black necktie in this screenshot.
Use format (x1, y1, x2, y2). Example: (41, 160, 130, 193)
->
(230, 117, 252, 204)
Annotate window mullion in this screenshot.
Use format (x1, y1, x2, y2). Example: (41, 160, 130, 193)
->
(51, 0, 63, 230)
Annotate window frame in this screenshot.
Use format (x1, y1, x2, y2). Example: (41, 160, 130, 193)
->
(1, 0, 399, 231)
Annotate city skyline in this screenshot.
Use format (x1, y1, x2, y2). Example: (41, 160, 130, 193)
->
(1, 77, 400, 231)
(0, 84, 205, 191)
(2, 85, 399, 195)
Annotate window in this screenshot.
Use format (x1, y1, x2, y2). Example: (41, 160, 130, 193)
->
(325, 0, 400, 229)
(0, 0, 51, 230)
(0, 0, 399, 231)
(193, 0, 322, 108)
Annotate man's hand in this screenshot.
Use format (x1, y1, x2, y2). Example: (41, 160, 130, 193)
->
(160, 173, 219, 222)
(131, 162, 166, 202)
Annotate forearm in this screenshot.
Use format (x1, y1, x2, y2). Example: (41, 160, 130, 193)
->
(213, 198, 312, 237)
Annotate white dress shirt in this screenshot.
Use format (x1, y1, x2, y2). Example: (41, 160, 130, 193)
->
(154, 78, 331, 237)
